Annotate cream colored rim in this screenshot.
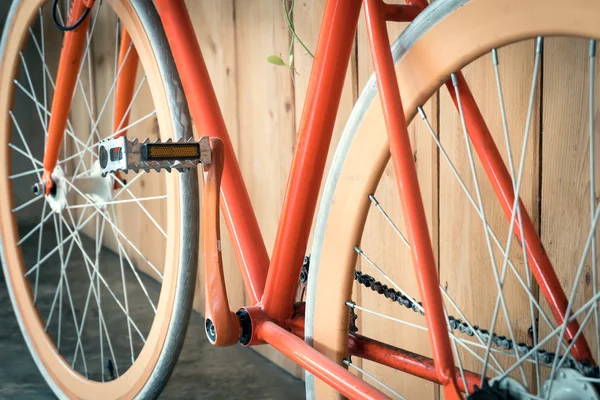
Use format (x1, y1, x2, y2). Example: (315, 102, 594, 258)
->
(0, 1, 181, 399)
(308, 0, 600, 398)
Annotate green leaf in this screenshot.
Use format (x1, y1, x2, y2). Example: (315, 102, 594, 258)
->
(267, 55, 287, 66)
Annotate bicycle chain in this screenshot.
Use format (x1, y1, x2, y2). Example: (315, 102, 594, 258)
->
(353, 270, 599, 378)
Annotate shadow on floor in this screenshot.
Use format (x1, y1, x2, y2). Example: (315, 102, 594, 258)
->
(0, 225, 305, 399)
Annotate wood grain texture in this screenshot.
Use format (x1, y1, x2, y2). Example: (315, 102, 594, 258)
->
(183, 0, 244, 315)
(540, 37, 600, 371)
(233, 0, 298, 376)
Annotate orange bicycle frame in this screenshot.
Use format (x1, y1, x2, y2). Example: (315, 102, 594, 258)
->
(40, 0, 595, 398)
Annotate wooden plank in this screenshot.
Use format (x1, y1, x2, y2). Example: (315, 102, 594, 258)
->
(183, 0, 244, 314)
(87, 5, 167, 283)
(233, 0, 298, 377)
(540, 37, 600, 373)
(356, 6, 439, 398)
(438, 41, 539, 391)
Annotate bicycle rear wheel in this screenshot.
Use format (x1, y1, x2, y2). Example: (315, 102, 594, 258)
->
(306, 0, 600, 398)
(0, 1, 197, 399)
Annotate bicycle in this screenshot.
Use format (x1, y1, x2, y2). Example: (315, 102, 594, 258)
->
(2, 0, 600, 398)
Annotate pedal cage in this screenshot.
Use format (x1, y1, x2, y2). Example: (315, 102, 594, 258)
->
(98, 136, 212, 176)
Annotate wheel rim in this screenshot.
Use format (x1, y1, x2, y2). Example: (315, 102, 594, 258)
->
(306, 0, 600, 398)
(0, 1, 189, 398)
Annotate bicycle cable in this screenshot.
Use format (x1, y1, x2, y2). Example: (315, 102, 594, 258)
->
(52, 0, 91, 32)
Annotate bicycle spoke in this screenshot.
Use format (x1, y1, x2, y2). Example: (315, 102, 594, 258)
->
(12, 195, 42, 214)
(453, 67, 534, 384)
(66, 195, 167, 209)
(94, 213, 106, 381)
(33, 201, 48, 303)
(45, 209, 90, 331)
(553, 307, 595, 372)
(354, 246, 423, 313)
(19, 52, 49, 136)
(18, 209, 54, 246)
(492, 46, 542, 387)
(64, 178, 164, 279)
(547, 201, 600, 391)
(588, 39, 600, 363)
(71, 39, 134, 178)
(109, 221, 157, 313)
(53, 214, 64, 350)
(110, 205, 136, 364)
(99, 172, 167, 238)
(417, 105, 558, 336)
(9, 168, 45, 180)
(59, 211, 146, 343)
(9, 111, 43, 175)
(25, 208, 98, 278)
(344, 359, 406, 399)
(501, 252, 600, 379)
(346, 301, 426, 331)
(368, 195, 410, 248)
(440, 286, 505, 374)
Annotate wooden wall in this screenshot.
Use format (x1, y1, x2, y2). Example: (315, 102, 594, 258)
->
(85, 1, 597, 397)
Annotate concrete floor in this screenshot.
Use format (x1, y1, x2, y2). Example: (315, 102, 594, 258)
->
(0, 225, 305, 399)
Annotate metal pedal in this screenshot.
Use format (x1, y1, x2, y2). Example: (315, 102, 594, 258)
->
(98, 136, 211, 176)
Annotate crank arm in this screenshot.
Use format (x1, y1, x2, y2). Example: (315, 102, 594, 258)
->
(202, 137, 241, 346)
(97, 136, 212, 176)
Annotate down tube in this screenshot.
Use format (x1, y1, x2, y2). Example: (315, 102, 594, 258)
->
(261, 0, 363, 321)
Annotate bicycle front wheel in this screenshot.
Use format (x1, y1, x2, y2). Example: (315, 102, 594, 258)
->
(0, 1, 198, 399)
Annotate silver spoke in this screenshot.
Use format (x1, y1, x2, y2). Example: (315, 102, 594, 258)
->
(9, 111, 43, 175)
(112, 75, 147, 135)
(451, 69, 529, 384)
(109, 221, 157, 313)
(344, 359, 406, 400)
(501, 262, 600, 379)
(66, 195, 167, 209)
(33, 201, 48, 303)
(64, 178, 164, 279)
(553, 307, 595, 372)
(111, 205, 136, 364)
(368, 195, 410, 248)
(8, 142, 43, 167)
(354, 246, 423, 313)
(24, 208, 99, 278)
(589, 39, 600, 362)
(71, 41, 134, 178)
(9, 168, 45, 180)
(18, 208, 54, 246)
(45, 209, 90, 331)
(547, 202, 600, 389)
(18, 52, 49, 136)
(492, 46, 541, 386)
(346, 301, 426, 331)
(417, 106, 557, 336)
(59, 212, 146, 343)
(440, 286, 505, 373)
(12, 195, 42, 213)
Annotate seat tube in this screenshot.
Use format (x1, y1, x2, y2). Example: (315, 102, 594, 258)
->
(42, 0, 92, 195)
(362, 0, 461, 397)
(261, 0, 362, 321)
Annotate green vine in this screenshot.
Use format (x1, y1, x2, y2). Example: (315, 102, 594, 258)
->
(267, 0, 314, 71)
